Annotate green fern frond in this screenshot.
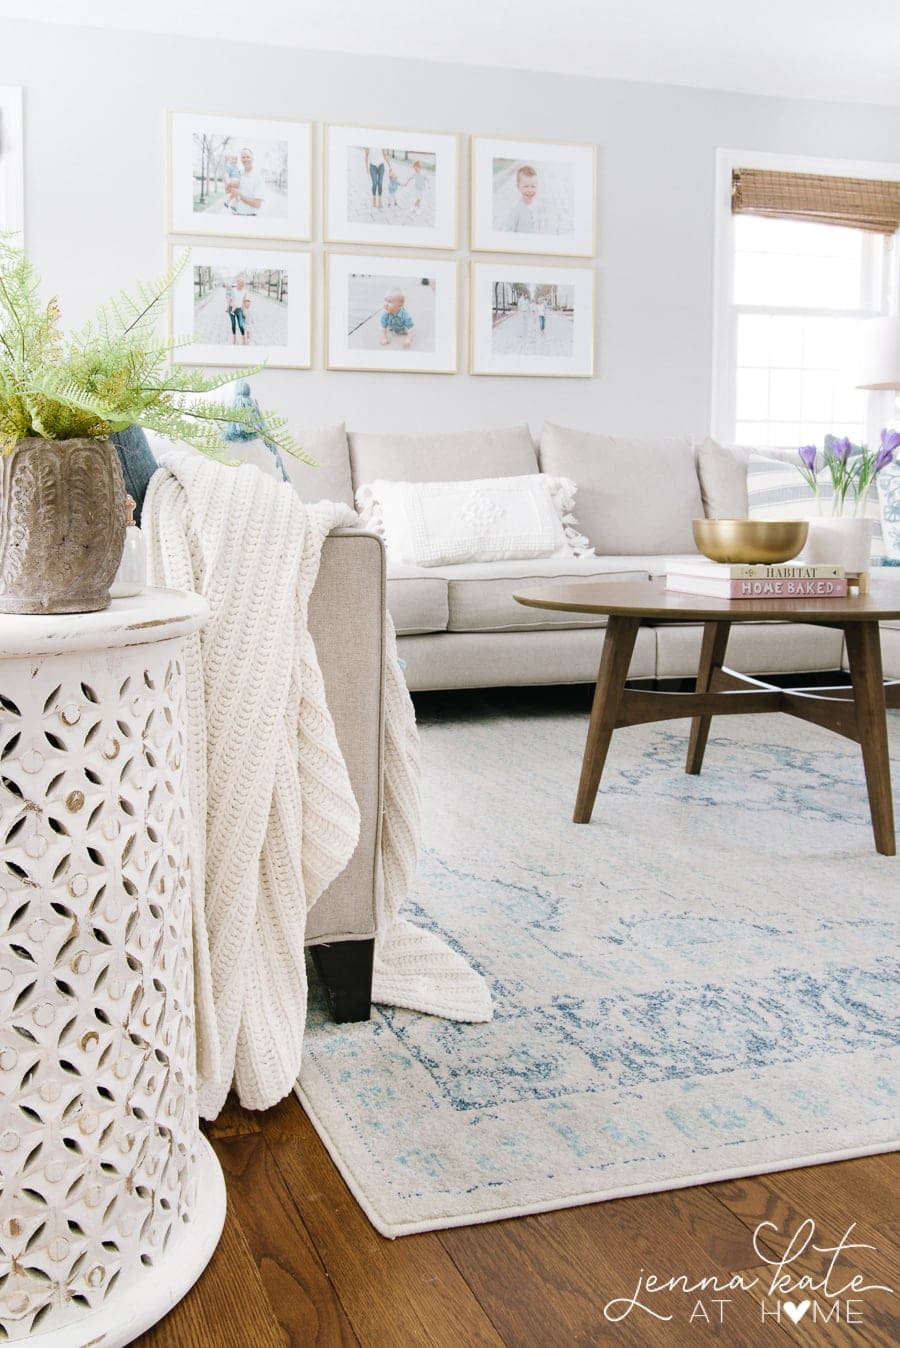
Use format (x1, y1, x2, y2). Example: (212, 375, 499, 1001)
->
(0, 241, 313, 471)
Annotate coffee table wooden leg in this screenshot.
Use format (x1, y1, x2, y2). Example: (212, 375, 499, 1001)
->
(686, 620, 732, 775)
(844, 621, 895, 856)
(574, 615, 640, 824)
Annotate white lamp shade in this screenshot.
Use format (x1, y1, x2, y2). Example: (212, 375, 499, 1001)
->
(855, 316, 900, 390)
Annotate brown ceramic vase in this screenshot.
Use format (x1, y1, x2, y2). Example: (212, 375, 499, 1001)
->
(0, 437, 126, 614)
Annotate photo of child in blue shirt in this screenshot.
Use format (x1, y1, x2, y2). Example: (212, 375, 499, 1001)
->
(380, 288, 415, 348)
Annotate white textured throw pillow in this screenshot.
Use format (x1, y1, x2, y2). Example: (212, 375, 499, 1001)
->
(355, 474, 593, 567)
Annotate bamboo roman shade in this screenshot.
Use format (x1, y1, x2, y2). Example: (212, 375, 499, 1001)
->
(732, 168, 900, 235)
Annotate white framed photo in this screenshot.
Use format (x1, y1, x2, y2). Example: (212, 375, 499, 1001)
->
(471, 136, 595, 257)
(324, 124, 459, 249)
(470, 262, 595, 378)
(168, 111, 311, 240)
(326, 253, 458, 374)
(171, 245, 311, 368)
(0, 86, 24, 239)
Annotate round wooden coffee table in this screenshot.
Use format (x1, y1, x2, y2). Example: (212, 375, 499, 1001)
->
(514, 576, 900, 855)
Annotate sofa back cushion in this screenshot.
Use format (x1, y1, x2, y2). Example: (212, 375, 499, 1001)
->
(348, 424, 538, 489)
(145, 421, 355, 506)
(538, 423, 703, 554)
(284, 422, 354, 505)
(697, 438, 799, 519)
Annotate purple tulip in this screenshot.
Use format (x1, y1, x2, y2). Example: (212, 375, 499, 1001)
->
(881, 427, 900, 457)
(830, 436, 852, 462)
(799, 444, 818, 472)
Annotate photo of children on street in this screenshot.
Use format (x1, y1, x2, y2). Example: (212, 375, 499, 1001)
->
(491, 158, 575, 236)
(347, 273, 436, 352)
(347, 146, 437, 228)
(191, 133, 288, 219)
(491, 280, 574, 357)
(192, 265, 289, 347)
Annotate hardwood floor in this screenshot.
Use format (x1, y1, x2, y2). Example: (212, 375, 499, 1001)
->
(134, 1093, 899, 1347)
(135, 683, 898, 1345)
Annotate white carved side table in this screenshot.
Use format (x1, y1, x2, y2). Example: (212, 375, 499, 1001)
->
(0, 589, 224, 1347)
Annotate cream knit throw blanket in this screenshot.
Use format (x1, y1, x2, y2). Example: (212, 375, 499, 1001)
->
(144, 454, 491, 1117)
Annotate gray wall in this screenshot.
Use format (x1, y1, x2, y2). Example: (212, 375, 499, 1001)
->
(3, 16, 900, 448)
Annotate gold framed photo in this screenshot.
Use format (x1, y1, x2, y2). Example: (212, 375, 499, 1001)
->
(168, 111, 312, 241)
(324, 124, 459, 250)
(171, 244, 311, 369)
(470, 261, 595, 377)
(470, 136, 595, 257)
(326, 252, 458, 374)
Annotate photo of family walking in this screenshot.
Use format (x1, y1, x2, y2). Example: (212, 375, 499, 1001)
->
(325, 124, 458, 249)
(171, 246, 310, 368)
(471, 135, 595, 256)
(169, 112, 311, 239)
(490, 281, 575, 357)
(470, 262, 594, 376)
(349, 147, 437, 228)
(327, 253, 458, 373)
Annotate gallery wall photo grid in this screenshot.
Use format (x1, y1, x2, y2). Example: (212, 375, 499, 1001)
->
(168, 111, 312, 241)
(326, 253, 459, 375)
(170, 244, 312, 369)
(470, 261, 595, 378)
(470, 135, 596, 257)
(324, 124, 459, 250)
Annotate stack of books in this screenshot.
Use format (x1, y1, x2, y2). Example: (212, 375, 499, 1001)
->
(666, 561, 848, 599)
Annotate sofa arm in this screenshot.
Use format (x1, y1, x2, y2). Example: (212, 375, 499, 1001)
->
(305, 528, 386, 944)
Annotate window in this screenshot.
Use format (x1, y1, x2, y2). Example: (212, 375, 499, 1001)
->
(712, 151, 900, 452)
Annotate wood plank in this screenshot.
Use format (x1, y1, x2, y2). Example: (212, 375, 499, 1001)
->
(711, 1157, 899, 1331)
(440, 1186, 788, 1347)
(734, 1263, 898, 1348)
(213, 1131, 360, 1348)
(262, 1094, 507, 1348)
(132, 1192, 285, 1348)
(204, 1090, 263, 1139)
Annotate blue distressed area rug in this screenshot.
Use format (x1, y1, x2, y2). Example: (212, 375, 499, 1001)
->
(297, 698, 900, 1237)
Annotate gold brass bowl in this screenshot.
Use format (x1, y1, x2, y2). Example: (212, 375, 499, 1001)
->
(692, 518, 809, 565)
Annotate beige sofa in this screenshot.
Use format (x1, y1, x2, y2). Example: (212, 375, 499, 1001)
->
(272, 422, 900, 689)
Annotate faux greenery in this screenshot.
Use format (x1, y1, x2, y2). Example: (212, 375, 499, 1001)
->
(0, 238, 314, 464)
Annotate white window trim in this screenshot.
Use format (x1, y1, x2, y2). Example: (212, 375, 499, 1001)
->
(0, 86, 24, 239)
(711, 147, 900, 447)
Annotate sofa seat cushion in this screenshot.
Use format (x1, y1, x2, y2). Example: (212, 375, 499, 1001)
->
(426, 558, 648, 632)
(539, 423, 703, 554)
(386, 565, 450, 636)
(349, 424, 538, 490)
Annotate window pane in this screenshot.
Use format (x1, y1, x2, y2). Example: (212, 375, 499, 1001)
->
(769, 316, 803, 367)
(735, 420, 770, 446)
(735, 368, 769, 420)
(733, 215, 867, 310)
(736, 314, 770, 365)
(802, 318, 836, 367)
(733, 252, 766, 304)
(770, 370, 802, 420)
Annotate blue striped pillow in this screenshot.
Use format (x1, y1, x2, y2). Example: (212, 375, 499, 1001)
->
(747, 453, 883, 562)
(877, 459, 900, 560)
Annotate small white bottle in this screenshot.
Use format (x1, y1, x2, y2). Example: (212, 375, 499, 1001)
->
(111, 494, 147, 598)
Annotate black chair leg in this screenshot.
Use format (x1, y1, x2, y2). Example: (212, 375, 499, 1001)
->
(310, 938, 374, 1023)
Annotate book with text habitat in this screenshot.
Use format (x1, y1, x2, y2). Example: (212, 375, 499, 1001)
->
(674, 561, 845, 580)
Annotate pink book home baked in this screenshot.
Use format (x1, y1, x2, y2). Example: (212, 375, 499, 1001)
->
(666, 574, 849, 599)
